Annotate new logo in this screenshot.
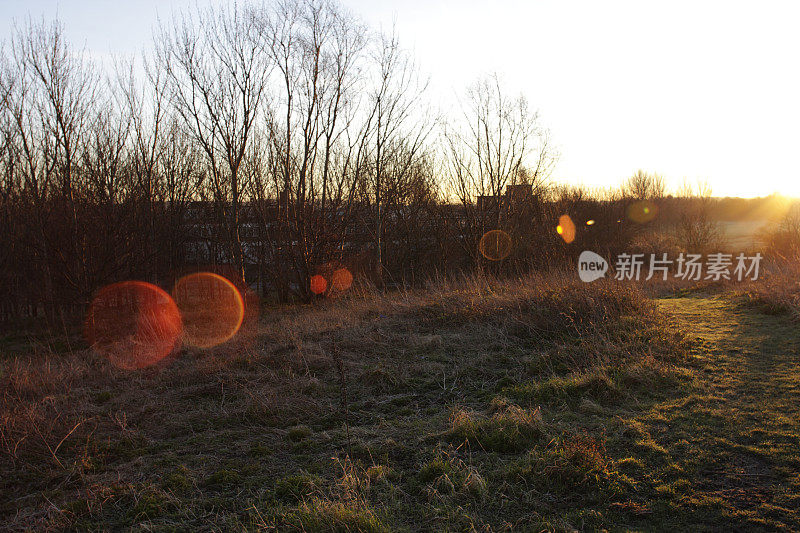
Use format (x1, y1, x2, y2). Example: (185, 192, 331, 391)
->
(578, 250, 608, 282)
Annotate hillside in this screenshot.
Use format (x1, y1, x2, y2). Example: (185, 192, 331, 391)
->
(3, 277, 799, 530)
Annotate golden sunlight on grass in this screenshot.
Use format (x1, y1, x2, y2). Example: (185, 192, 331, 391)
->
(10, 273, 800, 529)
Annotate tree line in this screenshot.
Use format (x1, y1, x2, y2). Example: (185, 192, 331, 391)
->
(0, 0, 707, 326)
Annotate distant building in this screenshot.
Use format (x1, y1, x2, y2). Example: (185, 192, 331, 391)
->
(505, 184, 533, 203)
(476, 184, 533, 212)
(477, 194, 500, 212)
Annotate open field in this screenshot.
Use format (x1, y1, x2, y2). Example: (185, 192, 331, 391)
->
(659, 219, 771, 251)
(2, 276, 800, 531)
(4, 1, 800, 530)
(717, 220, 771, 250)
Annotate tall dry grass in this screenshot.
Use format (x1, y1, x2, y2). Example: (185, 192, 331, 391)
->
(738, 261, 800, 319)
(0, 269, 677, 530)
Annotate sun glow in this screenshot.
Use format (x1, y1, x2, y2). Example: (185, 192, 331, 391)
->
(310, 274, 328, 295)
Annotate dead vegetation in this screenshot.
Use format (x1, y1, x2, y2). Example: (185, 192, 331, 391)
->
(1, 273, 692, 530)
(737, 261, 800, 319)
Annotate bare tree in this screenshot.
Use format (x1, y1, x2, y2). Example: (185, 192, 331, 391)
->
(361, 30, 430, 287)
(2, 18, 98, 321)
(623, 169, 665, 200)
(676, 180, 721, 252)
(116, 56, 169, 281)
(0, 0, 614, 323)
(156, 3, 270, 282)
(444, 74, 554, 262)
(254, 0, 374, 300)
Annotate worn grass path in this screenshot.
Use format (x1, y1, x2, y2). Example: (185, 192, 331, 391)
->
(643, 294, 800, 530)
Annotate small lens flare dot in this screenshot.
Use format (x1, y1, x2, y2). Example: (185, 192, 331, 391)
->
(173, 272, 244, 349)
(478, 229, 513, 261)
(586, 220, 595, 225)
(557, 225, 564, 234)
(85, 281, 182, 370)
(310, 274, 328, 295)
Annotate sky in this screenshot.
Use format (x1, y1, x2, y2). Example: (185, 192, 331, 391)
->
(2, 0, 799, 198)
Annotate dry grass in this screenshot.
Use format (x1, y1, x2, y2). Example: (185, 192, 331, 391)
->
(0, 272, 690, 530)
(736, 261, 800, 319)
(446, 399, 544, 453)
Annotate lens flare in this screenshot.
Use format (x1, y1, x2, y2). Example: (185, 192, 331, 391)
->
(586, 219, 595, 225)
(173, 272, 245, 348)
(330, 268, 353, 292)
(85, 281, 182, 370)
(627, 200, 659, 224)
(557, 214, 576, 243)
(310, 274, 328, 295)
(479, 229, 512, 261)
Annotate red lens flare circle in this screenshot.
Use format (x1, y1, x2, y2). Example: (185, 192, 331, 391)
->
(310, 274, 328, 295)
(173, 272, 245, 348)
(85, 281, 183, 370)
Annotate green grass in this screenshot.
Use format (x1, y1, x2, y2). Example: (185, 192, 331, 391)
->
(3, 276, 800, 530)
(446, 399, 544, 453)
(270, 498, 391, 532)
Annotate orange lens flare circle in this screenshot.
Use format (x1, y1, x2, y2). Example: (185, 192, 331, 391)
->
(85, 281, 182, 370)
(330, 268, 353, 292)
(557, 214, 576, 244)
(627, 200, 659, 224)
(173, 272, 245, 349)
(479, 230, 512, 261)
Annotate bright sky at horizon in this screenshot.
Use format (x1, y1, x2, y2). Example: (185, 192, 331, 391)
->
(3, 0, 799, 198)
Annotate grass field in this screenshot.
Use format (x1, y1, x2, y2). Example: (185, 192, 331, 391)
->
(717, 220, 772, 251)
(2, 275, 800, 531)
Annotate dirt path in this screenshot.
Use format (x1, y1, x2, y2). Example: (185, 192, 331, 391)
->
(644, 294, 800, 530)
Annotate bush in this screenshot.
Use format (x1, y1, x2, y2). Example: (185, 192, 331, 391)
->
(764, 205, 800, 260)
(740, 265, 800, 319)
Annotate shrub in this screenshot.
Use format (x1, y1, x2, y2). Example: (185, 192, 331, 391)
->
(740, 265, 800, 320)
